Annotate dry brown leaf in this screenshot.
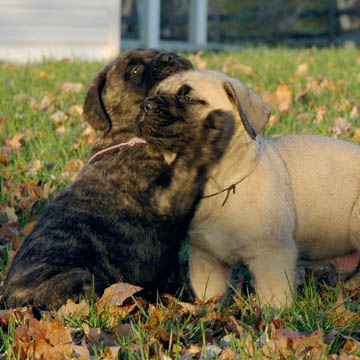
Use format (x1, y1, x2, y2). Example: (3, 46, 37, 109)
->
(350, 106, 359, 120)
(276, 82, 292, 112)
(39, 94, 52, 111)
(58, 299, 89, 318)
(296, 63, 309, 74)
(96, 282, 143, 309)
(6, 133, 24, 148)
(29, 96, 38, 110)
(330, 117, 352, 136)
(61, 81, 84, 93)
(103, 346, 121, 359)
(315, 105, 327, 124)
(72, 340, 91, 360)
(65, 158, 84, 172)
(112, 324, 132, 340)
(187, 344, 202, 355)
(268, 114, 280, 127)
(263, 83, 292, 112)
(51, 110, 68, 126)
(262, 91, 278, 108)
(21, 220, 37, 236)
(232, 63, 254, 76)
(0, 116, 6, 134)
(188, 51, 207, 70)
(219, 347, 236, 360)
(69, 104, 83, 117)
(0, 154, 8, 166)
(5, 206, 18, 223)
(354, 128, 360, 141)
(81, 126, 95, 145)
(57, 125, 66, 134)
(13, 317, 72, 360)
(328, 288, 360, 327)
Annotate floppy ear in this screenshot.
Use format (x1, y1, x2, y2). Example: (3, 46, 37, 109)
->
(83, 66, 111, 132)
(223, 80, 271, 139)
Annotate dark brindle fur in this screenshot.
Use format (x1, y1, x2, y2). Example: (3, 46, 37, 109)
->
(2, 49, 197, 309)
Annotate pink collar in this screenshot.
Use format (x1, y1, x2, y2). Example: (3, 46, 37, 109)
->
(88, 137, 147, 163)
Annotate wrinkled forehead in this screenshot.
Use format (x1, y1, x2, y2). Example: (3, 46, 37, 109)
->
(153, 70, 234, 111)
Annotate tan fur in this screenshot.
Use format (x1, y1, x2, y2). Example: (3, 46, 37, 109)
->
(154, 70, 360, 308)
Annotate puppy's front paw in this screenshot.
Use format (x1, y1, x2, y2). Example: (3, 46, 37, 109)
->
(201, 110, 234, 162)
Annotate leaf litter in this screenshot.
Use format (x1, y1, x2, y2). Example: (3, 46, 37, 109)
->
(2, 51, 360, 359)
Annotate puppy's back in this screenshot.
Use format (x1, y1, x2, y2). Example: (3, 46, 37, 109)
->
(269, 134, 360, 258)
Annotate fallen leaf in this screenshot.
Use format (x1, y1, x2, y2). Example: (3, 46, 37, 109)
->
(21, 220, 37, 236)
(57, 125, 66, 134)
(103, 346, 121, 359)
(60, 81, 84, 93)
(276, 82, 292, 112)
(315, 105, 327, 124)
(112, 324, 132, 340)
(96, 282, 143, 309)
(72, 340, 91, 359)
(232, 63, 254, 76)
(6, 133, 24, 148)
(58, 299, 89, 318)
(39, 94, 52, 111)
(81, 126, 95, 145)
(65, 158, 84, 172)
(51, 110, 68, 125)
(296, 63, 309, 74)
(5, 206, 18, 223)
(69, 104, 83, 117)
(268, 114, 280, 127)
(0, 154, 8, 165)
(330, 117, 351, 136)
(13, 317, 72, 360)
(29, 96, 38, 110)
(350, 106, 359, 120)
(263, 82, 292, 112)
(0, 116, 6, 133)
(328, 288, 360, 327)
(219, 347, 236, 360)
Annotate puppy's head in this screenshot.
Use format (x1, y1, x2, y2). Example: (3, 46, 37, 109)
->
(134, 93, 197, 153)
(152, 70, 271, 140)
(83, 49, 193, 134)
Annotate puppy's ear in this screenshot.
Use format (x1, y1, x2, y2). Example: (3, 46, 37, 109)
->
(83, 67, 111, 132)
(223, 80, 271, 138)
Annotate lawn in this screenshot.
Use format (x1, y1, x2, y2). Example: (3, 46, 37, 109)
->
(0, 47, 360, 359)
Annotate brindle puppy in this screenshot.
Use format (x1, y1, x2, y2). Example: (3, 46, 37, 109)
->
(2, 49, 195, 309)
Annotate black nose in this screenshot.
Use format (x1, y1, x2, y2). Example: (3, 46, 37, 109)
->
(141, 100, 154, 113)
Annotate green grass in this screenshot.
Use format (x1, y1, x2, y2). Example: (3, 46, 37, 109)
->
(1, 47, 360, 359)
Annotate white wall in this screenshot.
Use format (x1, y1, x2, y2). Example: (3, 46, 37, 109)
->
(0, 0, 121, 62)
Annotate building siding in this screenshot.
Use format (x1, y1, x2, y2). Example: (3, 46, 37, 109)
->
(0, 0, 121, 62)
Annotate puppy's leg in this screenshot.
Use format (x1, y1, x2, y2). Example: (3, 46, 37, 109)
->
(3, 267, 93, 309)
(153, 110, 234, 217)
(189, 242, 230, 301)
(249, 244, 297, 309)
(346, 195, 360, 289)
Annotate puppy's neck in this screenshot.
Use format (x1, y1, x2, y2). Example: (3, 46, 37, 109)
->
(90, 128, 137, 156)
(208, 134, 260, 190)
